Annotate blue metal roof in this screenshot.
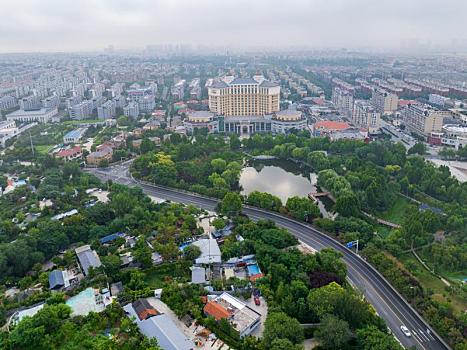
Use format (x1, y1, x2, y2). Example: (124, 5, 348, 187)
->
(99, 232, 124, 244)
(49, 270, 65, 289)
(64, 129, 82, 139)
(419, 203, 443, 214)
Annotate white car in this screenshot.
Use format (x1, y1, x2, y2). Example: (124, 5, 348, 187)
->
(400, 325, 412, 337)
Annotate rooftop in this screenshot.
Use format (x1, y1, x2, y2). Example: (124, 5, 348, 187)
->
(48, 270, 65, 290)
(75, 245, 102, 276)
(192, 239, 221, 264)
(314, 120, 351, 130)
(56, 146, 81, 158)
(64, 129, 85, 139)
(7, 107, 56, 116)
(204, 300, 231, 320)
(124, 301, 194, 350)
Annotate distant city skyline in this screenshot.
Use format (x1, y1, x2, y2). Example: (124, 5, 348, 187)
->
(0, 0, 466, 54)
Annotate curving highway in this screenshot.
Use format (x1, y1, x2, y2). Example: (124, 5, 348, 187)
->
(86, 163, 451, 350)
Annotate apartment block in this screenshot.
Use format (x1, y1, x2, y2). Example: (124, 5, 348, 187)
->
(370, 88, 398, 114)
(401, 103, 445, 138)
(332, 87, 354, 117)
(352, 100, 381, 134)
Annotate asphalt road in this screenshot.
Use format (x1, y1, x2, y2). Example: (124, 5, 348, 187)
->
(86, 163, 451, 350)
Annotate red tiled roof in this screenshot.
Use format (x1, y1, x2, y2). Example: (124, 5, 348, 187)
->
(138, 309, 159, 320)
(249, 273, 264, 282)
(398, 99, 416, 107)
(311, 97, 325, 105)
(204, 301, 231, 320)
(314, 121, 350, 131)
(57, 146, 82, 158)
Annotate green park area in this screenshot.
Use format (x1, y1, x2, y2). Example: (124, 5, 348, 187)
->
(35, 144, 55, 155)
(398, 254, 467, 315)
(61, 119, 100, 125)
(378, 196, 413, 225)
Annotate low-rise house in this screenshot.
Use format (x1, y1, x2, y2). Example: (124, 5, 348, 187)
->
(51, 209, 78, 221)
(63, 128, 87, 144)
(110, 282, 123, 297)
(191, 239, 221, 264)
(99, 232, 125, 245)
(48, 269, 70, 290)
(124, 300, 194, 350)
(56, 146, 82, 162)
(86, 145, 113, 165)
(75, 245, 102, 276)
(143, 119, 161, 130)
(203, 292, 261, 337)
(191, 266, 207, 285)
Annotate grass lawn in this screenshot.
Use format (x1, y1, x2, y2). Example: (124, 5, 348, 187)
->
(378, 196, 413, 225)
(398, 253, 467, 315)
(444, 271, 467, 284)
(144, 261, 191, 288)
(35, 144, 55, 155)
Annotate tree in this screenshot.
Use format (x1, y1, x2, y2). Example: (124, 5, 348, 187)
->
(101, 254, 122, 280)
(229, 134, 241, 150)
(134, 239, 153, 268)
(220, 192, 242, 217)
(270, 338, 304, 350)
(263, 312, 304, 349)
(285, 196, 320, 221)
(335, 192, 360, 217)
(247, 191, 282, 211)
(140, 138, 155, 154)
(408, 142, 427, 155)
(212, 217, 226, 230)
(184, 244, 201, 261)
(357, 325, 404, 350)
(211, 158, 227, 173)
(117, 115, 130, 126)
(439, 147, 457, 160)
(307, 282, 345, 319)
(98, 158, 109, 168)
(315, 314, 351, 349)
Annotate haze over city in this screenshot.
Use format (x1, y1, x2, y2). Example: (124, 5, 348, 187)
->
(0, 2, 466, 350)
(1, 0, 466, 53)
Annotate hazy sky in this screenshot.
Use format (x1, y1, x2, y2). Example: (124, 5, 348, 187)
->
(0, 0, 466, 53)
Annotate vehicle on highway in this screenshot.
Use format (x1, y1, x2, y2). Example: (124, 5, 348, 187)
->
(400, 325, 412, 337)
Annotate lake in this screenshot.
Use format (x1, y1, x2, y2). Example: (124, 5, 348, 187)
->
(239, 159, 333, 217)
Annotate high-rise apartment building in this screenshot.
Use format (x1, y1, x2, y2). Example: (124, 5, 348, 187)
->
(352, 100, 381, 134)
(42, 95, 60, 109)
(401, 103, 445, 138)
(208, 75, 280, 117)
(370, 88, 398, 114)
(97, 100, 116, 119)
(0, 95, 17, 111)
(123, 101, 139, 119)
(19, 95, 42, 111)
(331, 87, 354, 117)
(70, 100, 94, 120)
